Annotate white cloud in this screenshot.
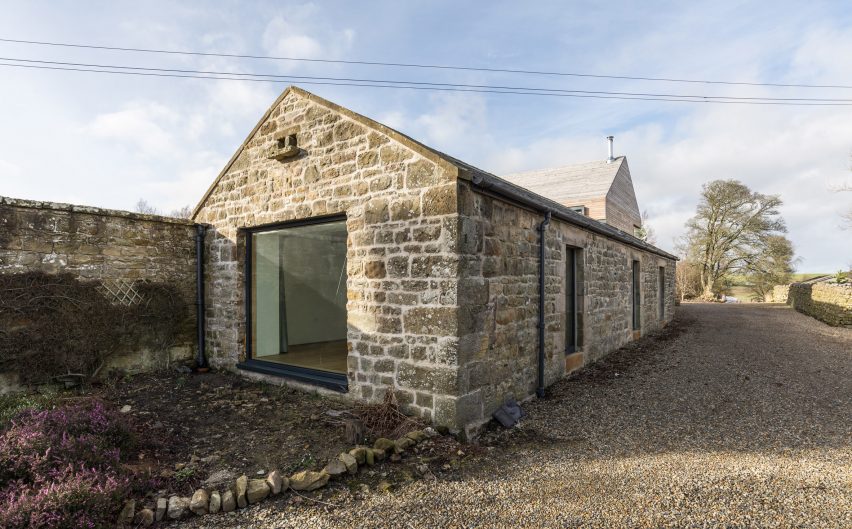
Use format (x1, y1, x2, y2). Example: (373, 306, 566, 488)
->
(0, 159, 23, 180)
(410, 93, 492, 153)
(261, 4, 356, 72)
(84, 103, 178, 158)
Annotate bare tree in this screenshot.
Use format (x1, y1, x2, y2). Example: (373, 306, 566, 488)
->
(743, 235, 796, 301)
(135, 199, 192, 219)
(169, 205, 193, 219)
(834, 182, 852, 229)
(635, 210, 657, 245)
(684, 179, 792, 299)
(135, 198, 160, 215)
(675, 260, 702, 302)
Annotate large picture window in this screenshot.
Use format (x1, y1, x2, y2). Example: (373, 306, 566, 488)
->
(242, 216, 348, 388)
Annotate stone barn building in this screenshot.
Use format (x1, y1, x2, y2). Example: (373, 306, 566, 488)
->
(192, 86, 677, 436)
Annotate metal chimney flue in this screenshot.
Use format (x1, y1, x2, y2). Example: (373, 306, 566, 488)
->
(606, 135, 615, 163)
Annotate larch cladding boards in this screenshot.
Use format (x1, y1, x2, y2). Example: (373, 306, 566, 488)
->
(604, 160, 642, 233)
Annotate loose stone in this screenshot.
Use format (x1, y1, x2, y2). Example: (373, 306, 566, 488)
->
(155, 498, 167, 521)
(246, 479, 271, 504)
(118, 499, 135, 524)
(235, 475, 249, 508)
(134, 508, 154, 527)
(339, 452, 358, 474)
(371, 448, 387, 462)
(349, 446, 368, 465)
(221, 490, 236, 513)
(373, 438, 396, 452)
(167, 496, 190, 520)
(323, 458, 348, 478)
(209, 490, 221, 514)
(266, 470, 284, 495)
(189, 489, 209, 515)
(396, 437, 416, 451)
(289, 470, 330, 491)
(406, 430, 427, 442)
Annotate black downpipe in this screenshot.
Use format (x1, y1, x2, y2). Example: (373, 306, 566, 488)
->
(195, 224, 208, 370)
(536, 211, 551, 398)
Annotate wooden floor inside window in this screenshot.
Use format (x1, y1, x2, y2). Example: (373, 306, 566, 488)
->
(255, 340, 348, 374)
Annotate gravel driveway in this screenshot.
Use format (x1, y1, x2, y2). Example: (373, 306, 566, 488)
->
(177, 303, 851, 528)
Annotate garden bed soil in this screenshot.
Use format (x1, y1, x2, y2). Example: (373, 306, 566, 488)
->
(97, 371, 471, 501)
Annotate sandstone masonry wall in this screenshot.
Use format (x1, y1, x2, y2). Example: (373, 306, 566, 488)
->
(771, 284, 790, 303)
(0, 196, 198, 380)
(454, 182, 676, 430)
(193, 88, 463, 425)
(788, 282, 852, 327)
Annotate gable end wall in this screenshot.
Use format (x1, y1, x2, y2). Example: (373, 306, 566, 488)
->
(193, 90, 466, 425)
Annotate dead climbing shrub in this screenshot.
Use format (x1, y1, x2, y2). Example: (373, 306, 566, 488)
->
(353, 390, 424, 441)
(0, 272, 188, 387)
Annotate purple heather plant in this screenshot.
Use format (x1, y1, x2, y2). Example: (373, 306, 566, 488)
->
(0, 400, 141, 529)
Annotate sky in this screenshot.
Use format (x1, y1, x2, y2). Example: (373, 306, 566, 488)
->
(0, 0, 850, 271)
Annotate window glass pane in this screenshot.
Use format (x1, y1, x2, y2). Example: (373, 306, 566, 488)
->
(250, 219, 348, 374)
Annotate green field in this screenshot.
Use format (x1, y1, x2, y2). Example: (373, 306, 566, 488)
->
(723, 272, 831, 302)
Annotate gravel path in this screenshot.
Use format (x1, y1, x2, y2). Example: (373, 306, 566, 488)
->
(177, 303, 852, 528)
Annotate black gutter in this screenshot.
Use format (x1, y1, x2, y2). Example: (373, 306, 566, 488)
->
(467, 170, 678, 261)
(195, 224, 208, 370)
(466, 169, 678, 400)
(536, 211, 551, 398)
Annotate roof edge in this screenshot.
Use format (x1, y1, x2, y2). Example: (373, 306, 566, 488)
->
(190, 86, 461, 220)
(503, 155, 626, 179)
(462, 167, 678, 261)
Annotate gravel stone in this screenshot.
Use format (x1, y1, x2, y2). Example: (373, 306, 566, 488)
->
(172, 304, 852, 528)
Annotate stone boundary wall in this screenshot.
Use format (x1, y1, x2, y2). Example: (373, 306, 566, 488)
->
(0, 196, 198, 390)
(771, 284, 790, 303)
(787, 281, 852, 327)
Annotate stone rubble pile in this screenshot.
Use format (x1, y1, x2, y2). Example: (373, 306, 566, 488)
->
(118, 427, 439, 525)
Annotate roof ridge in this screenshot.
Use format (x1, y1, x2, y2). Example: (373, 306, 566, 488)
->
(502, 156, 625, 177)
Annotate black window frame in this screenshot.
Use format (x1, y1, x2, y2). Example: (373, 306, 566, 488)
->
(236, 213, 349, 392)
(565, 245, 579, 354)
(632, 259, 641, 331)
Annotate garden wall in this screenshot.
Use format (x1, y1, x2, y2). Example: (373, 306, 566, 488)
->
(787, 281, 852, 327)
(0, 196, 199, 391)
(770, 284, 789, 303)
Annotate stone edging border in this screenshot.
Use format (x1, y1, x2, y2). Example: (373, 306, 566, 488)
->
(117, 427, 438, 525)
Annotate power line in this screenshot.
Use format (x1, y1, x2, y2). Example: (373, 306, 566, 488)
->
(1, 36, 851, 90)
(3, 56, 851, 103)
(4, 61, 852, 106)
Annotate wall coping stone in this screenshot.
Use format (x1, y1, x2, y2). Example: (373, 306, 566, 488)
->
(0, 195, 197, 226)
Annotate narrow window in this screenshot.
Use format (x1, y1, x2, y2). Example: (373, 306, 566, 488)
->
(658, 266, 666, 319)
(565, 246, 578, 353)
(632, 260, 641, 330)
(248, 217, 348, 377)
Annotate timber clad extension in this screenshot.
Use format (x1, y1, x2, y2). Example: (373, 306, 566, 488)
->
(193, 86, 677, 436)
(503, 156, 642, 234)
